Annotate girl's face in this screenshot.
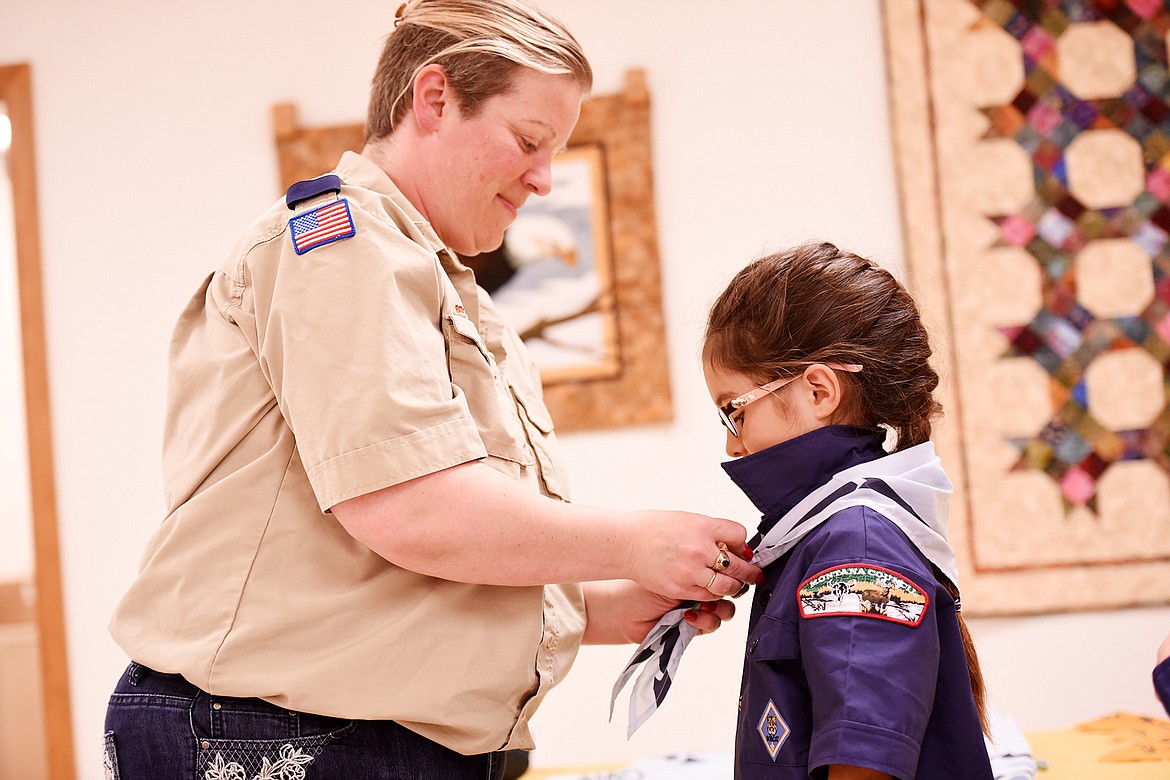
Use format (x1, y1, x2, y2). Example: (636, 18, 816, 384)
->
(702, 361, 824, 457)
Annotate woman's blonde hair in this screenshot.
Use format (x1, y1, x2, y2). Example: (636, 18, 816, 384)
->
(366, 0, 593, 141)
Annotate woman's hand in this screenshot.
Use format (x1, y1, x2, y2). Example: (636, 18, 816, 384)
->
(581, 580, 739, 645)
(621, 510, 763, 602)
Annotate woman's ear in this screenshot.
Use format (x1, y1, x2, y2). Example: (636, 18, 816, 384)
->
(801, 364, 843, 422)
(411, 63, 454, 133)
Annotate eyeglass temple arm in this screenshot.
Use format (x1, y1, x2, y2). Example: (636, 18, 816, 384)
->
(727, 364, 863, 411)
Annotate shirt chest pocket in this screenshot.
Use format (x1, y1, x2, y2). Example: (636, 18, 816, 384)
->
(747, 617, 801, 662)
(444, 313, 532, 467)
(509, 381, 569, 501)
(740, 616, 810, 769)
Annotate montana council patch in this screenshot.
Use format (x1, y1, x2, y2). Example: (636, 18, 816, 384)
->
(797, 563, 928, 626)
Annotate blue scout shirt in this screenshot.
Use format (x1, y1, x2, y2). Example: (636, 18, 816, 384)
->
(729, 426, 992, 779)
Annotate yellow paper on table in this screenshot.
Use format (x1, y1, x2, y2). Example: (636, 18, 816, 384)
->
(1076, 712, 1170, 763)
(1027, 713, 1170, 779)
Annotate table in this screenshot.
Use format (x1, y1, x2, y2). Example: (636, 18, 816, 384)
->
(1027, 713, 1170, 779)
(520, 714, 1170, 779)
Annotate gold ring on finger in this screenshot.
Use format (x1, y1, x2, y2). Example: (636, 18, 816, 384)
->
(705, 571, 718, 590)
(712, 542, 730, 572)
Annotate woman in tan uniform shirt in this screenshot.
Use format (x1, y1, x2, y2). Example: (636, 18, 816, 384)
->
(104, 2, 761, 779)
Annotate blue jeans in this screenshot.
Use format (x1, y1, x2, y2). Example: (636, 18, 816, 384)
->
(103, 663, 507, 780)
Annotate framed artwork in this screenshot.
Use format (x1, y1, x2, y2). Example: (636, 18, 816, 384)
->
(883, 0, 1170, 615)
(273, 69, 672, 431)
(463, 144, 620, 384)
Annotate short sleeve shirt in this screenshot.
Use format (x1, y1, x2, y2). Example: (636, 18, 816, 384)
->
(109, 152, 585, 755)
(736, 509, 992, 779)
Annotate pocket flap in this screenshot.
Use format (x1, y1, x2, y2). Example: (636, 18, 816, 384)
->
(513, 388, 555, 433)
(748, 615, 801, 661)
(448, 313, 486, 349)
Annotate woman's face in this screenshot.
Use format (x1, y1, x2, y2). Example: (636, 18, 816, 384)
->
(425, 68, 583, 257)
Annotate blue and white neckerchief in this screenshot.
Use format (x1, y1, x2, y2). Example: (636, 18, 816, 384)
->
(610, 441, 958, 737)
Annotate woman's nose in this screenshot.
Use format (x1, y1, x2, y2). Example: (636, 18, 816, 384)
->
(523, 158, 553, 196)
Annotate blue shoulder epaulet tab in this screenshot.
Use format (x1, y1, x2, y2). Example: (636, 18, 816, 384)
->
(286, 173, 355, 255)
(285, 174, 342, 210)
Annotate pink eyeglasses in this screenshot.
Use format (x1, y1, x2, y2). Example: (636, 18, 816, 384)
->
(718, 363, 863, 437)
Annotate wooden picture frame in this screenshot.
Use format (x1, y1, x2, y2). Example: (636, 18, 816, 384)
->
(273, 69, 672, 432)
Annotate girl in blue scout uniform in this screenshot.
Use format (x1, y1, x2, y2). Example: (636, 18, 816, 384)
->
(702, 242, 993, 779)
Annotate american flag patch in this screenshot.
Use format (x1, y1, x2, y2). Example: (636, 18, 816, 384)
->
(289, 198, 356, 255)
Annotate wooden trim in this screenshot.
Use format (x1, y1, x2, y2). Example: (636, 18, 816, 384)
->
(0, 62, 76, 780)
(879, 0, 980, 583)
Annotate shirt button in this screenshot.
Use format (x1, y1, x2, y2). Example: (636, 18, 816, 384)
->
(200, 741, 210, 750)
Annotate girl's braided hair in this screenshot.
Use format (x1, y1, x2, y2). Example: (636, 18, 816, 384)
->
(703, 241, 941, 451)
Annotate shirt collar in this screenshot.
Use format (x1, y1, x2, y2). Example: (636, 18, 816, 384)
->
(721, 426, 887, 534)
(334, 151, 455, 259)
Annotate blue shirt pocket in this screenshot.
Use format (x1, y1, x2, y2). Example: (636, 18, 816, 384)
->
(738, 616, 811, 774)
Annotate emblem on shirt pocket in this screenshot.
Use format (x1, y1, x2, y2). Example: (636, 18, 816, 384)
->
(797, 563, 929, 626)
(757, 699, 790, 761)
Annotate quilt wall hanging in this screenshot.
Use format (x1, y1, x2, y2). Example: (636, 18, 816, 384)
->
(882, 0, 1170, 614)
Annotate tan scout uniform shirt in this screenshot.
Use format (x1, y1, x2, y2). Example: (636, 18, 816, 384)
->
(109, 151, 586, 755)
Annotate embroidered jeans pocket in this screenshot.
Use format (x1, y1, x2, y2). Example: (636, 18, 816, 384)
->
(102, 731, 121, 780)
(198, 740, 326, 780)
(191, 692, 355, 779)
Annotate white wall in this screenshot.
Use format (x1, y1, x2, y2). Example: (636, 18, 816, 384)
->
(0, 2, 1166, 776)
